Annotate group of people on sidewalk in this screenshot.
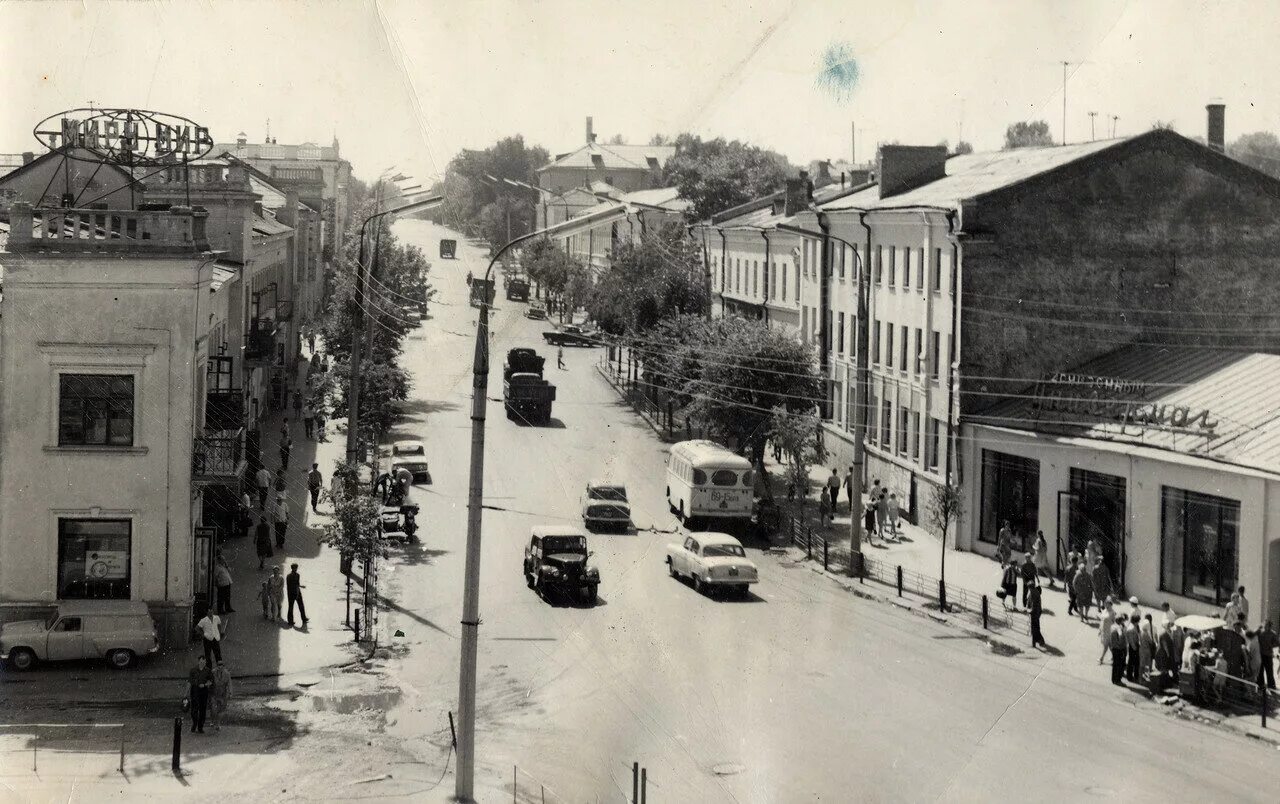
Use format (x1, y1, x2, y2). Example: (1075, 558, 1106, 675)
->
(801, 468, 905, 547)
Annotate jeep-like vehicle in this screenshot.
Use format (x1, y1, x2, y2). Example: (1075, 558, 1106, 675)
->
(523, 526, 599, 605)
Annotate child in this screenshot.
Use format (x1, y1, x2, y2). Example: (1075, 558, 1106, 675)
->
(258, 577, 273, 620)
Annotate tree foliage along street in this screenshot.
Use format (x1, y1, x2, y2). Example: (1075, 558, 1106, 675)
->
(663, 133, 793, 221)
(585, 222, 709, 336)
(1228, 131, 1280, 179)
(318, 463, 389, 562)
(439, 136, 550, 250)
(640, 313, 824, 480)
(768, 405, 826, 504)
(1003, 120, 1055, 150)
(519, 238, 592, 321)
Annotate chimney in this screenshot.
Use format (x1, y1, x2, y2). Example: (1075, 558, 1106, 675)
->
(253, 201, 264, 217)
(22, 151, 34, 165)
(784, 170, 814, 216)
(277, 190, 299, 226)
(877, 145, 948, 199)
(586, 116, 595, 144)
(1207, 102, 1226, 153)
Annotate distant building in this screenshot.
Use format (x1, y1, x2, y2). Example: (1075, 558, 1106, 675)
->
(557, 186, 689, 272)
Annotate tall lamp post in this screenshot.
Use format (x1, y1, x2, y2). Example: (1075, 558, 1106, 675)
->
(454, 203, 629, 802)
(344, 194, 443, 467)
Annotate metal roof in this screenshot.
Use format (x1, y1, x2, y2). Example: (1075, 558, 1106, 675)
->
(538, 142, 675, 173)
(210, 264, 238, 292)
(707, 181, 872, 231)
(251, 212, 292, 236)
(969, 345, 1280, 474)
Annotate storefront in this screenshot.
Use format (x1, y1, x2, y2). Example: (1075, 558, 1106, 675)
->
(958, 348, 1280, 623)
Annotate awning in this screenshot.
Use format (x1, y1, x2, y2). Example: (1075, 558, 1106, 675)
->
(210, 265, 237, 292)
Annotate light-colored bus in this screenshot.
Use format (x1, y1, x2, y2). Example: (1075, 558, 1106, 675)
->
(665, 440, 754, 526)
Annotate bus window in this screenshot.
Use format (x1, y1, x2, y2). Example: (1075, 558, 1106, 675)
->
(693, 469, 707, 485)
(711, 469, 738, 486)
(741, 470, 754, 487)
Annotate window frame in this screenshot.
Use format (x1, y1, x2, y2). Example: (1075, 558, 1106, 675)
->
(57, 517, 133, 600)
(1159, 486, 1240, 605)
(57, 373, 137, 448)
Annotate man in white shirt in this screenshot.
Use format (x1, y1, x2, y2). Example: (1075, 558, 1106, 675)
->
(1161, 601, 1177, 628)
(196, 611, 223, 664)
(255, 466, 271, 509)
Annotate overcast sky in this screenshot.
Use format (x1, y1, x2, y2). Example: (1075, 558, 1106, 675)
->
(3, 0, 1278, 183)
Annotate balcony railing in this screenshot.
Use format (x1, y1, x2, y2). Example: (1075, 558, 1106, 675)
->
(205, 388, 244, 432)
(192, 427, 246, 483)
(244, 322, 278, 365)
(6, 202, 209, 253)
(270, 166, 324, 184)
(151, 164, 251, 192)
(276, 299, 294, 321)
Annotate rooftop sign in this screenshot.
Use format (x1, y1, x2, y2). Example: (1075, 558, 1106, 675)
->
(1030, 371, 1218, 436)
(33, 108, 214, 166)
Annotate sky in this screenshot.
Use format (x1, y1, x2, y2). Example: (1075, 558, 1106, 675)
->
(3, 0, 1280, 185)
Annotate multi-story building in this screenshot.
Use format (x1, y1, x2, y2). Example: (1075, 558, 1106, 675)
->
(558, 186, 689, 272)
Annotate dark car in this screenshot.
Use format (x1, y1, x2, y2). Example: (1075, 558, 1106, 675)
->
(542, 324, 598, 347)
(523, 526, 599, 605)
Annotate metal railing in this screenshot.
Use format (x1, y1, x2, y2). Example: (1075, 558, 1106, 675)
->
(244, 322, 276, 363)
(1190, 665, 1279, 730)
(192, 428, 245, 480)
(0, 723, 127, 774)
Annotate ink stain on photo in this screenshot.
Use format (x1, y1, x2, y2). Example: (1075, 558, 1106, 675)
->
(815, 40, 860, 104)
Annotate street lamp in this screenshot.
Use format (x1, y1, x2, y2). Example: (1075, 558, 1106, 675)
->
(344, 193, 443, 467)
(454, 203, 630, 802)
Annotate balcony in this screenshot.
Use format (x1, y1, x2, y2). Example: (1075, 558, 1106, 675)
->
(205, 388, 244, 432)
(6, 202, 209, 253)
(243, 322, 278, 366)
(192, 427, 247, 484)
(275, 299, 294, 322)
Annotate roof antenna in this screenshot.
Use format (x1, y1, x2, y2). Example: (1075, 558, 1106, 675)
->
(266, 117, 271, 144)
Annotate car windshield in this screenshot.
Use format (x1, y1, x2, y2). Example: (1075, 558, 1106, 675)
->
(395, 444, 425, 456)
(45, 613, 59, 629)
(588, 505, 626, 517)
(703, 544, 746, 558)
(589, 486, 628, 502)
(542, 536, 586, 553)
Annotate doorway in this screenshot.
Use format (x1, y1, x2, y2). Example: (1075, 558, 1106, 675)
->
(1068, 468, 1127, 595)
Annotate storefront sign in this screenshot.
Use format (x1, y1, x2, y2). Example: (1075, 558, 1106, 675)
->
(1031, 372, 1217, 435)
(33, 108, 214, 166)
(86, 550, 128, 580)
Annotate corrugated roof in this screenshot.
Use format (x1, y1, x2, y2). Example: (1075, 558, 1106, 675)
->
(539, 142, 675, 172)
(970, 345, 1280, 474)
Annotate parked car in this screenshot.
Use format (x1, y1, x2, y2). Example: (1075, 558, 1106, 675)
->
(525, 303, 547, 320)
(523, 526, 599, 604)
(1, 600, 159, 670)
(390, 440, 430, 483)
(542, 324, 598, 347)
(581, 481, 631, 532)
(666, 532, 758, 597)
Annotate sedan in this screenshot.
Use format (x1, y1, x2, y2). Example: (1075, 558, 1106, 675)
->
(525, 303, 547, 320)
(581, 481, 631, 532)
(543, 324, 598, 347)
(391, 440, 429, 483)
(666, 532, 758, 597)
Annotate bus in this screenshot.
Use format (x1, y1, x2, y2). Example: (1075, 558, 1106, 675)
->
(665, 440, 754, 527)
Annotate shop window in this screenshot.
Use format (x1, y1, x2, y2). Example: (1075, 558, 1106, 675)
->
(59, 374, 135, 447)
(979, 450, 1039, 546)
(58, 519, 131, 600)
(1160, 487, 1239, 605)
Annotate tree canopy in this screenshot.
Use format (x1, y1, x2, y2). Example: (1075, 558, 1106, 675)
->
(440, 136, 550, 249)
(585, 222, 709, 336)
(663, 134, 792, 221)
(1002, 121, 1055, 150)
(1229, 131, 1280, 179)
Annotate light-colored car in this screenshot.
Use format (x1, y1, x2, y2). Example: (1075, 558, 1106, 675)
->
(525, 303, 547, 320)
(391, 440, 429, 483)
(666, 532, 758, 597)
(1, 600, 159, 670)
(581, 481, 631, 532)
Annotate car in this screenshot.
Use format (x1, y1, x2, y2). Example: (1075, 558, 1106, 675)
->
(581, 481, 631, 532)
(666, 532, 758, 597)
(390, 440, 430, 483)
(400, 305, 423, 325)
(542, 324, 598, 347)
(525, 303, 547, 320)
(1, 600, 159, 670)
(523, 526, 599, 605)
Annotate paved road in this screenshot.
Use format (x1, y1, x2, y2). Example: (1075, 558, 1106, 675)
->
(379, 220, 1280, 803)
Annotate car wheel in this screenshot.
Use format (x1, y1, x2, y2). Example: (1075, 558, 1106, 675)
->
(693, 575, 703, 594)
(667, 557, 678, 578)
(586, 585, 598, 605)
(107, 648, 135, 669)
(7, 647, 35, 671)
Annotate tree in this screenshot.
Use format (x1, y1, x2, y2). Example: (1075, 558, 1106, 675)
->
(318, 463, 388, 569)
(1229, 131, 1280, 179)
(606, 133, 627, 145)
(927, 482, 964, 611)
(953, 140, 974, 155)
(440, 136, 551, 250)
(768, 405, 826, 506)
(586, 222, 709, 336)
(1003, 120, 1055, 150)
(648, 134, 671, 146)
(663, 134, 792, 221)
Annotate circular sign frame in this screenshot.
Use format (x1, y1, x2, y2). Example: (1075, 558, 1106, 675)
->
(33, 108, 215, 167)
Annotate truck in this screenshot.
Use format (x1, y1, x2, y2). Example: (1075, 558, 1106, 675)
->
(470, 278, 495, 308)
(503, 347, 555, 424)
(439, 239, 457, 259)
(506, 276, 530, 302)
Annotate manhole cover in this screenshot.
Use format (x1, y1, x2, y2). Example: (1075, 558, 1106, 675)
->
(711, 763, 745, 776)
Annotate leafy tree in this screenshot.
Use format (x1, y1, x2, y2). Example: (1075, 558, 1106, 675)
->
(586, 222, 709, 336)
(648, 134, 671, 146)
(953, 140, 974, 155)
(927, 482, 963, 611)
(768, 405, 826, 504)
(1002, 120, 1055, 150)
(606, 134, 627, 145)
(663, 134, 792, 221)
(441, 136, 550, 249)
(318, 463, 388, 565)
(1229, 131, 1280, 178)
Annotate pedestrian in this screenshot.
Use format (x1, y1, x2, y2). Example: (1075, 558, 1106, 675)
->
(1139, 614, 1156, 681)
(274, 495, 289, 548)
(1032, 531, 1052, 589)
(826, 468, 841, 512)
(1125, 614, 1141, 682)
(1155, 622, 1176, 691)
(1065, 552, 1079, 615)
(1126, 595, 1142, 622)
(194, 608, 224, 664)
(268, 566, 285, 622)
(240, 490, 255, 538)
(1259, 620, 1278, 690)
(286, 563, 309, 627)
(1110, 617, 1128, 686)
(257, 576, 273, 620)
(863, 502, 878, 546)
(1091, 561, 1113, 610)
(307, 331, 317, 354)
(1161, 601, 1177, 629)
(188, 656, 213, 734)
(1223, 590, 1242, 627)
(875, 492, 890, 540)
(1019, 552, 1037, 608)
(557, 346, 565, 370)
(279, 433, 292, 471)
(999, 561, 1018, 610)
(274, 468, 286, 496)
(1239, 585, 1251, 623)
(303, 402, 315, 440)
(315, 409, 327, 442)
(843, 467, 854, 511)
(279, 419, 289, 444)
(255, 465, 271, 509)
(1246, 629, 1263, 684)
(255, 516, 273, 570)
(214, 557, 234, 614)
(1029, 581, 1046, 649)
(869, 478, 881, 509)
(291, 389, 303, 424)
(887, 493, 901, 536)
(996, 520, 1013, 566)
(1073, 563, 1094, 622)
(819, 486, 832, 527)
(307, 463, 323, 512)
(1098, 599, 1117, 664)
(210, 661, 232, 732)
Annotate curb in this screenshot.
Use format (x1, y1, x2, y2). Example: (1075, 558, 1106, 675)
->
(595, 364, 670, 442)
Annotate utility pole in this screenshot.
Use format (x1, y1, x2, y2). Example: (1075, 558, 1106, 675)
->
(1061, 61, 1069, 145)
(850, 120, 856, 166)
(1112, 115, 1120, 138)
(1088, 111, 1098, 142)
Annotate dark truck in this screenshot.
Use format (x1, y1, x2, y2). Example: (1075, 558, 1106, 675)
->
(439, 239, 457, 259)
(503, 348, 555, 424)
(470, 278, 495, 308)
(506, 276, 530, 302)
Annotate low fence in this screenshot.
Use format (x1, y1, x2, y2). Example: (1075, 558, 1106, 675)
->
(1193, 666, 1280, 732)
(0, 723, 127, 775)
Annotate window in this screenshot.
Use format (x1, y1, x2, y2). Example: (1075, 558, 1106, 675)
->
(54, 617, 82, 632)
(888, 247, 896, 286)
(825, 310, 833, 352)
(846, 372, 856, 429)
(838, 245, 846, 279)
(868, 390, 879, 444)
(58, 519, 131, 599)
(718, 257, 725, 291)
(930, 331, 941, 381)
(932, 248, 943, 292)
(881, 397, 892, 444)
(711, 469, 739, 486)
(978, 450, 1038, 544)
(837, 313, 845, 354)
(59, 374, 135, 447)
(913, 328, 924, 375)
(782, 262, 788, 301)
(897, 406, 910, 454)
(872, 320, 881, 365)
(753, 261, 759, 298)
(834, 383, 843, 426)
(1161, 487, 1240, 605)
(899, 325, 909, 372)
(794, 263, 800, 300)
(909, 410, 921, 461)
(736, 259, 741, 293)
(875, 246, 883, 284)
(917, 247, 925, 289)
(885, 325, 895, 369)
(771, 261, 778, 300)
(902, 248, 911, 289)
(928, 419, 943, 470)
(801, 307, 809, 343)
